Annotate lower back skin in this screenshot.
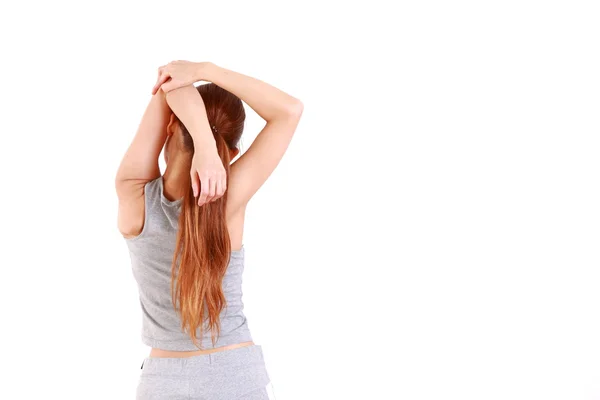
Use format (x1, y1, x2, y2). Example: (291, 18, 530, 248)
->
(149, 341, 255, 358)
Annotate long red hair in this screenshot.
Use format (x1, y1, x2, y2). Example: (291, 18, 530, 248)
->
(170, 83, 245, 349)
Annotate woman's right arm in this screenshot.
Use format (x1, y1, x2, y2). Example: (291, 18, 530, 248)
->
(114, 90, 171, 238)
(200, 63, 304, 214)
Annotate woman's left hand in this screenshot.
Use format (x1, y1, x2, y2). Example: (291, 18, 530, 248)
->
(152, 61, 212, 95)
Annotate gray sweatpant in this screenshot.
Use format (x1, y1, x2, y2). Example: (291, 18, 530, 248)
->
(136, 344, 274, 399)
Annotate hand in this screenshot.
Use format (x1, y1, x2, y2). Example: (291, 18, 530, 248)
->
(190, 149, 227, 207)
(152, 61, 211, 95)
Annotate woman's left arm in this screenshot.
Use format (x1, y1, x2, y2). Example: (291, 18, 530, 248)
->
(164, 85, 227, 207)
(114, 91, 171, 238)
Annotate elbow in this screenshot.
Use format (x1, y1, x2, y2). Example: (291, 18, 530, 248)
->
(114, 176, 126, 196)
(267, 98, 303, 123)
(286, 98, 304, 119)
(114, 171, 130, 195)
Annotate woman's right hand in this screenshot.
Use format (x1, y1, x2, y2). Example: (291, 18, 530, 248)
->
(190, 147, 227, 207)
(152, 61, 213, 95)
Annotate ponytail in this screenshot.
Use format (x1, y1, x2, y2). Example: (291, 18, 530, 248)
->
(170, 130, 233, 349)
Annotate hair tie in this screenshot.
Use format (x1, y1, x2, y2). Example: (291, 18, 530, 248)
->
(212, 125, 218, 134)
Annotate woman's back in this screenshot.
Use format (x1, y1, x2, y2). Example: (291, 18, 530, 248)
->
(126, 176, 253, 351)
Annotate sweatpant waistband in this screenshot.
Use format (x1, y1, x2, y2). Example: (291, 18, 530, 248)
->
(140, 344, 265, 376)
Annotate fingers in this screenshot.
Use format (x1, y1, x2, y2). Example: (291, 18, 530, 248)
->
(152, 67, 163, 95)
(215, 175, 226, 200)
(190, 171, 200, 198)
(197, 175, 226, 207)
(152, 66, 170, 95)
(192, 162, 227, 207)
(159, 78, 176, 93)
(209, 173, 226, 203)
(206, 178, 217, 204)
(153, 74, 170, 95)
(197, 176, 211, 207)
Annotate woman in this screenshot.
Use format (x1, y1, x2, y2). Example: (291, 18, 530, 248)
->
(115, 60, 303, 399)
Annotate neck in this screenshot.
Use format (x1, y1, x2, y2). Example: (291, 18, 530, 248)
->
(162, 155, 192, 202)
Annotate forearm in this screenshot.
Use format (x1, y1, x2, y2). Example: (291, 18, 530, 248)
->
(164, 85, 216, 151)
(200, 63, 303, 122)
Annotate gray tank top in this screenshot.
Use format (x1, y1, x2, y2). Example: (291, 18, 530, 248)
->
(124, 176, 253, 351)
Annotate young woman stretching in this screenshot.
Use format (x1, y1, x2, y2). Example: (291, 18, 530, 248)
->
(115, 60, 303, 399)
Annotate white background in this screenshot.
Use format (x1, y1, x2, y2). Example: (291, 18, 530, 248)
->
(1, 1, 599, 399)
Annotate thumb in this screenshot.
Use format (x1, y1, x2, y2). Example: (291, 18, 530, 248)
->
(153, 71, 170, 95)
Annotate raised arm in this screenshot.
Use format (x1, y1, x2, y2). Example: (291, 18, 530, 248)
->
(115, 91, 171, 237)
(210, 64, 304, 214)
(154, 61, 303, 213)
(163, 85, 227, 206)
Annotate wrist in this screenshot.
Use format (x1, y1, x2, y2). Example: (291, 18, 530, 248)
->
(196, 62, 218, 82)
(190, 130, 217, 150)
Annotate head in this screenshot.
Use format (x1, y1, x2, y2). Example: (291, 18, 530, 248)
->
(167, 83, 246, 349)
(163, 83, 244, 164)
